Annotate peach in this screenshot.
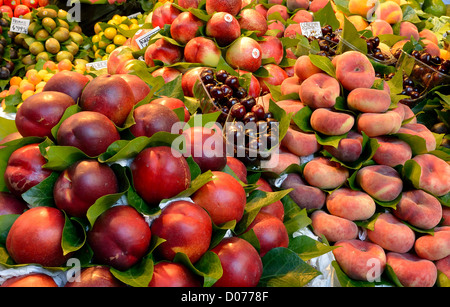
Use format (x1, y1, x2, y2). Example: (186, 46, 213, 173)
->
(286, 0, 309, 11)
(151, 2, 181, 29)
(281, 127, 321, 157)
(225, 36, 262, 72)
(334, 51, 375, 91)
(184, 37, 221, 67)
(356, 165, 403, 202)
(326, 188, 376, 221)
(443, 207, 450, 226)
(398, 21, 419, 41)
(367, 213, 416, 253)
(255, 178, 285, 221)
(310, 108, 355, 136)
(237, 70, 262, 98)
(144, 38, 182, 67)
(205, 12, 241, 46)
(422, 39, 441, 57)
(283, 24, 303, 39)
(181, 67, 204, 97)
(291, 9, 313, 23)
(267, 20, 285, 38)
(393, 190, 442, 230)
(206, 0, 242, 16)
(261, 147, 301, 175)
(415, 227, 450, 261)
(357, 110, 403, 137)
(368, 19, 393, 36)
(347, 88, 391, 113)
(373, 136, 412, 167)
(436, 255, 450, 279)
(261, 97, 303, 115)
(280, 76, 301, 96)
(412, 154, 450, 197)
(309, 0, 329, 12)
(257, 64, 289, 95)
(386, 252, 437, 287)
(348, 0, 376, 17)
(303, 157, 349, 190)
(170, 11, 204, 45)
(151, 67, 182, 83)
(299, 73, 340, 109)
(419, 29, 438, 46)
(280, 173, 326, 210)
(239, 8, 268, 37)
(311, 210, 359, 242)
(259, 35, 284, 65)
(396, 103, 417, 123)
(348, 15, 369, 32)
(266, 4, 289, 21)
(375, 1, 403, 24)
(333, 239, 386, 282)
(323, 131, 363, 163)
(255, 4, 268, 19)
(178, 0, 199, 9)
(294, 55, 322, 82)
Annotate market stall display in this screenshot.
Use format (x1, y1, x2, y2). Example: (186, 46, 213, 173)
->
(0, 0, 449, 289)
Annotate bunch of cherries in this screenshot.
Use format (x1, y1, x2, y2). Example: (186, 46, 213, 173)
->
(199, 68, 280, 164)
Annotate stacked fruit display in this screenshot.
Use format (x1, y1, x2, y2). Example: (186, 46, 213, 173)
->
(0, 0, 49, 19)
(8, 6, 90, 70)
(91, 14, 140, 61)
(0, 0, 449, 288)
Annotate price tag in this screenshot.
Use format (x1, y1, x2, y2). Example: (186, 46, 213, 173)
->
(10, 17, 30, 34)
(135, 26, 161, 50)
(299, 22, 322, 39)
(127, 12, 142, 19)
(86, 60, 108, 71)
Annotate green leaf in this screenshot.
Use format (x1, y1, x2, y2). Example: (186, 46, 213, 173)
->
(281, 195, 312, 236)
(174, 251, 223, 287)
(0, 214, 20, 246)
(292, 105, 314, 133)
(0, 117, 17, 140)
(288, 235, 337, 261)
(61, 212, 86, 256)
(259, 247, 321, 287)
(338, 16, 368, 55)
(313, 1, 341, 31)
(308, 54, 336, 78)
(269, 99, 292, 142)
(331, 260, 376, 287)
(111, 254, 154, 287)
(42, 145, 90, 171)
(235, 189, 293, 235)
(21, 172, 59, 208)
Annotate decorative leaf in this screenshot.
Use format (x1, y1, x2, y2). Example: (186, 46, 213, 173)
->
(111, 254, 154, 287)
(259, 247, 321, 287)
(21, 172, 59, 208)
(288, 235, 337, 261)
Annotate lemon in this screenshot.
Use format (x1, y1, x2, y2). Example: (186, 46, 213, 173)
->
(94, 22, 102, 34)
(105, 44, 116, 54)
(92, 34, 100, 44)
(118, 24, 129, 31)
(104, 27, 117, 40)
(113, 34, 127, 45)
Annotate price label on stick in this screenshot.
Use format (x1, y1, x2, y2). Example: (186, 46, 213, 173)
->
(135, 26, 161, 50)
(300, 22, 322, 39)
(10, 17, 30, 34)
(86, 60, 108, 71)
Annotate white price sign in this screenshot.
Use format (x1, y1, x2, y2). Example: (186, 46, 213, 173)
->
(86, 60, 108, 71)
(299, 22, 322, 38)
(127, 12, 142, 19)
(135, 26, 161, 50)
(10, 17, 30, 34)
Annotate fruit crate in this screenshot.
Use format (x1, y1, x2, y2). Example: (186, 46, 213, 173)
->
(194, 68, 280, 167)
